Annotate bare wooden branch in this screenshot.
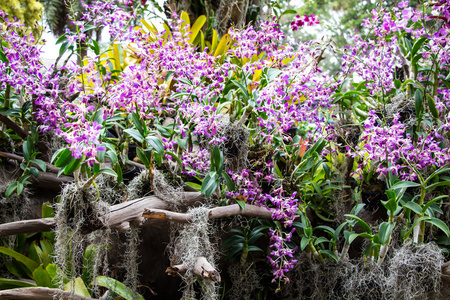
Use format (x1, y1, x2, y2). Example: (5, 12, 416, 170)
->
(0, 194, 272, 237)
(0, 287, 95, 300)
(0, 192, 205, 237)
(0, 115, 27, 139)
(143, 204, 273, 223)
(166, 257, 221, 282)
(0, 218, 55, 236)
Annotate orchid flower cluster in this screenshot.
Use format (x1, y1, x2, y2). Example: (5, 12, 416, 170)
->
(342, 1, 450, 181)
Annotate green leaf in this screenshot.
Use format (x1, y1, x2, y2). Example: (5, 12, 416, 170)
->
(146, 136, 164, 155)
(220, 235, 245, 251)
(427, 94, 439, 119)
(32, 265, 55, 288)
(59, 41, 69, 57)
(136, 147, 150, 167)
(5, 182, 17, 198)
(225, 243, 244, 260)
(378, 222, 394, 245)
(64, 277, 91, 298)
(42, 202, 54, 218)
(344, 215, 372, 234)
(300, 237, 310, 251)
(98, 168, 118, 177)
(54, 149, 74, 168)
(94, 276, 144, 300)
(184, 182, 202, 191)
(212, 145, 224, 173)
(82, 244, 98, 286)
(391, 180, 421, 190)
(425, 217, 450, 237)
(222, 172, 235, 191)
(267, 69, 282, 81)
(411, 37, 427, 57)
(31, 159, 46, 172)
(63, 158, 82, 175)
(231, 80, 249, 101)
(415, 89, 423, 116)
(236, 200, 246, 210)
(425, 180, 450, 191)
(55, 33, 68, 44)
(403, 201, 422, 215)
(124, 128, 144, 143)
(0, 277, 36, 289)
(0, 247, 39, 274)
(201, 172, 219, 198)
(422, 195, 448, 213)
(247, 245, 263, 253)
(320, 250, 339, 262)
(381, 197, 397, 213)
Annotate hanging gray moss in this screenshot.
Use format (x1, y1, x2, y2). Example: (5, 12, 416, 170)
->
(123, 227, 142, 294)
(53, 181, 112, 293)
(227, 261, 262, 300)
(170, 207, 219, 300)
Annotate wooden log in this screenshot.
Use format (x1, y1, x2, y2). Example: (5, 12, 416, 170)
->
(0, 192, 205, 237)
(0, 287, 95, 300)
(143, 204, 273, 223)
(166, 256, 221, 282)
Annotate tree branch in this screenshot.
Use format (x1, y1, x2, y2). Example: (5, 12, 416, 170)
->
(166, 256, 221, 282)
(142, 204, 273, 223)
(0, 115, 27, 139)
(0, 192, 205, 237)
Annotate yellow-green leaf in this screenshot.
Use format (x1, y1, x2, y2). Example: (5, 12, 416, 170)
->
(64, 277, 91, 297)
(214, 33, 230, 57)
(189, 15, 206, 44)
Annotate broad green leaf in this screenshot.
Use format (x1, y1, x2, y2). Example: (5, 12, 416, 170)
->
(414, 89, 423, 116)
(300, 237, 310, 251)
(390, 180, 421, 190)
(54, 149, 74, 168)
(124, 128, 144, 143)
(94, 276, 144, 300)
(222, 172, 235, 191)
(320, 250, 339, 262)
(201, 172, 219, 198)
(422, 195, 448, 213)
(402, 201, 422, 215)
(344, 215, 372, 234)
(0, 247, 39, 274)
(236, 200, 246, 210)
(220, 235, 245, 251)
(378, 222, 394, 245)
(63, 158, 82, 175)
(31, 159, 46, 172)
(0, 278, 36, 289)
(427, 94, 439, 119)
(425, 217, 450, 237)
(184, 182, 202, 191)
(32, 265, 55, 288)
(98, 168, 118, 177)
(136, 147, 150, 167)
(411, 37, 427, 57)
(64, 277, 91, 297)
(212, 145, 223, 173)
(146, 136, 164, 155)
(189, 15, 206, 44)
